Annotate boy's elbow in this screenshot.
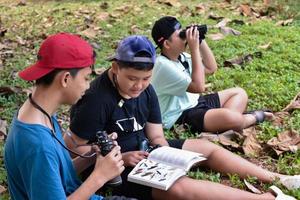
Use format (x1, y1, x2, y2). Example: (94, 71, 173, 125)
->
(206, 65, 218, 74)
(188, 83, 206, 93)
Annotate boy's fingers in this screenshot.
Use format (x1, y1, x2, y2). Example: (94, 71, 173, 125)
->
(109, 132, 118, 140)
(109, 145, 121, 155)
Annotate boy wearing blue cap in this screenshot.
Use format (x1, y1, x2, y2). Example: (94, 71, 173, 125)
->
(66, 35, 298, 200)
(151, 16, 273, 134)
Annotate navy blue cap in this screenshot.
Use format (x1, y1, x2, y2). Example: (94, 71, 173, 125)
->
(152, 16, 181, 48)
(109, 35, 156, 64)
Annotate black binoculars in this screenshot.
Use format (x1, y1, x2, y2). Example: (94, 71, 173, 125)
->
(139, 139, 161, 153)
(179, 24, 207, 42)
(96, 131, 122, 186)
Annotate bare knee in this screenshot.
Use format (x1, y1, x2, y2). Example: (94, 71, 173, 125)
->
(231, 87, 248, 101)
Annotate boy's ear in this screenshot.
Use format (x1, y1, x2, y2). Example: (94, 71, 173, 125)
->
(163, 40, 170, 50)
(60, 71, 70, 87)
(111, 61, 119, 74)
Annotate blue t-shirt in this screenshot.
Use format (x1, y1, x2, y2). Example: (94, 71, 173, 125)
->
(4, 113, 102, 200)
(70, 70, 162, 152)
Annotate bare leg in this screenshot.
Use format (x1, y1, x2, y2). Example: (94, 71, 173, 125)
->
(182, 139, 280, 182)
(203, 109, 256, 132)
(152, 177, 275, 200)
(203, 109, 274, 132)
(218, 87, 248, 113)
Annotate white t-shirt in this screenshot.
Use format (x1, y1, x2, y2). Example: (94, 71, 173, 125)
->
(151, 53, 199, 129)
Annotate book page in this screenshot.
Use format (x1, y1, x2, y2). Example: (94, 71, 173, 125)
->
(127, 159, 186, 190)
(148, 146, 206, 171)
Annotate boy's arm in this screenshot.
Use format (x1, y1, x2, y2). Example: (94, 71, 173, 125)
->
(200, 40, 218, 74)
(145, 122, 169, 146)
(68, 146, 124, 200)
(186, 27, 206, 93)
(64, 131, 95, 173)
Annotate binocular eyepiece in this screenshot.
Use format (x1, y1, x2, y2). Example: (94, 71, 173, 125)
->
(179, 24, 207, 41)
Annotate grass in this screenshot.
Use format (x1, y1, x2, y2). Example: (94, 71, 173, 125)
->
(0, 0, 299, 199)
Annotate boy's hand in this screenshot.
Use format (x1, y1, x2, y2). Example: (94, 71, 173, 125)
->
(122, 151, 149, 167)
(93, 145, 124, 182)
(186, 25, 200, 52)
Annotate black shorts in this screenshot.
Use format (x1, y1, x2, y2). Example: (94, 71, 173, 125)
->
(175, 93, 220, 133)
(167, 139, 185, 149)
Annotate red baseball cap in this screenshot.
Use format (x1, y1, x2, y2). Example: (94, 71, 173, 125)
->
(19, 32, 95, 81)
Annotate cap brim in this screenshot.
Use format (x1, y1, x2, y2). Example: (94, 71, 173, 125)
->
(19, 62, 55, 81)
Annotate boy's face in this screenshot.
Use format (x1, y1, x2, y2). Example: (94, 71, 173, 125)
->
(165, 29, 186, 53)
(113, 64, 152, 99)
(63, 67, 92, 104)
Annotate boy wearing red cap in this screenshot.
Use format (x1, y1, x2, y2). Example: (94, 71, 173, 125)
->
(65, 35, 297, 200)
(151, 16, 273, 134)
(4, 33, 126, 200)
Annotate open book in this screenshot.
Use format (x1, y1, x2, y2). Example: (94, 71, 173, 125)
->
(127, 146, 206, 190)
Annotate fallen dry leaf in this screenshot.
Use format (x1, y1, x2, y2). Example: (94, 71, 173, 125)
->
(21, 87, 33, 96)
(195, 3, 206, 13)
(214, 18, 231, 28)
(17, 0, 26, 6)
(96, 12, 110, 21)
(208, 13, 224, 20)
(0, 28, 7, 37)
(172, 123, 187, 136)
(115, 5, 131, 14)
(207, 33, 225, 41)
(0, 119, 7, 141)
(79, 28, 98, 39)
(242, 127, 263, 156)
(16, 36, 26, 45)
(263, 0, 271, 6)
(130, 25, 141, 34)
(159, 0, 181, 7)
(198, 130, 243, 149)
(219, 26, 241, 35)
(241, 126, 256, 137)
(276, 18, 293, 26)
(197, 132, 219, 142)
(100, 2, 109, 9)
(272, 112, 290, 127)
(0, 86, 23, 96)
(258, 42, 272, 49)
(282, 92, 300, 112)
(244, 179, 262, 194)
(267, 130, 300, 155)
(224, 52, 262, 68)
(0, 185, 6, 194)
(0, 43, 8, 50)
(240, 4, 253, 16)
(229, 19, 246, 25)
(219, 132, 241, 148)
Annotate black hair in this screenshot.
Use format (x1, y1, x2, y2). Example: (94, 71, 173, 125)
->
(116, 51, 154, 71)
(35, 68, 82, 86)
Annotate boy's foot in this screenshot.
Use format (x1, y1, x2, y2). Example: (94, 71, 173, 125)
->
(269, 185, 296, 200)
(245, 110, 274, 124)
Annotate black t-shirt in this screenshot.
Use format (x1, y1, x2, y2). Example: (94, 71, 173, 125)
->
(70, 70, 162, 153)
